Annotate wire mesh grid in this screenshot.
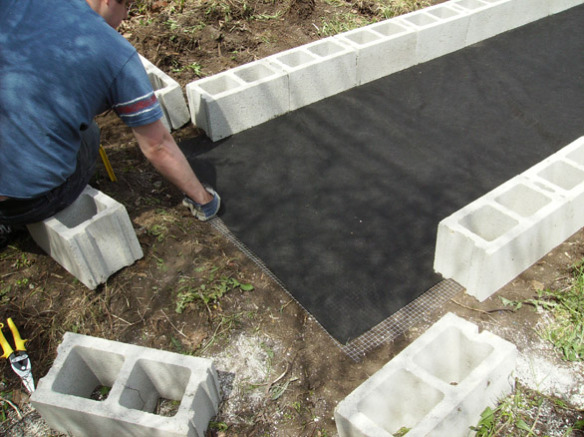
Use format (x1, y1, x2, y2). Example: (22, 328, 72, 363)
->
(210, 217, 465, 361)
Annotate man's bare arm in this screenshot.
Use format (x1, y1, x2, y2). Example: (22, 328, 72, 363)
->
(132, 120, 213, 205)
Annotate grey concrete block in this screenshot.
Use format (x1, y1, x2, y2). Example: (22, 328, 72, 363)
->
(335, 313, 517, 437)
(451, 0, 516, 46)
(267, 37, 357, 110)
(140, 55, 190, 131)
(396, 3, 470, 64)
(335, 20, 417, 85)
(186, 59, 289, 141)
(27, 186, 143, 290)
(31, 332, 220, 437)
(434, 137, 584, 301)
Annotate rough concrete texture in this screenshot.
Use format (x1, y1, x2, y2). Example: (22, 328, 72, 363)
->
(335, 313, 517, 437)
(26, 185, 143, 290)
(434, 137, 584, 301)
(186, 0, 582, 141)
(186, 59, 289, 141)
(396, 2, 470, 64)
(335, 21, 416, 85)
(268, 37, 357, 110)
(30, 332, 220, 437)
(140, 55, 190, 131)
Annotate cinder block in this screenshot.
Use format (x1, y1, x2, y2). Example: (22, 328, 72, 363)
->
(335, 20, 417, 85)
(31, 332, 221, 437)
(267, 37, 357, 110)
(186, 59, 289, 141)
(449, 0, 515, 46)
(140, 55, 190, 131)
(507, 0, 552, 28)
(335, 313, 517, 437)
(434, 137, 584, 301)
(396, 3, 470, 64)
(26, 186, 143, 290)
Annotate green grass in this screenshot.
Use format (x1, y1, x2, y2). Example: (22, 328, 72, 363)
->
(501, 261, 584, 361)
(471, 383, 584, 436)
(175, 266, 254, 314)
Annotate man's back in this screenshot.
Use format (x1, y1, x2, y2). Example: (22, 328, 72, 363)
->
(0, 0, 160, 199)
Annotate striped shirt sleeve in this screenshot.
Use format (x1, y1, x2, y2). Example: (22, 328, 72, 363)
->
(110, 53, 163, 127)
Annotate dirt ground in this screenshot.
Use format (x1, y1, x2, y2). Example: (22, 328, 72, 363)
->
(1, 1, 584, 435)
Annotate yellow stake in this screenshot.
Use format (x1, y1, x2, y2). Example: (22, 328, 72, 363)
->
(99, 145, 117, 182)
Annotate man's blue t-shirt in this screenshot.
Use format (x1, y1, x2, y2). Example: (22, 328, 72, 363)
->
(0, 0, 164, 198)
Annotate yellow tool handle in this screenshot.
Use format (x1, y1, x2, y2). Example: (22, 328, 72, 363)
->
(7, 318, 27, 352)
(0, 323, 14, 359)
(99, 145, 117, 182)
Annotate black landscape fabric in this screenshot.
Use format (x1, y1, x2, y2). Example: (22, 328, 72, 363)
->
(181, 5, 584, 344)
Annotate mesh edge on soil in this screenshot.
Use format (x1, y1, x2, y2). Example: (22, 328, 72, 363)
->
(210, 217, 464, 361)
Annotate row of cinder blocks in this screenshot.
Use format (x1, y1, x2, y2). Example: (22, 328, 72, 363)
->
(31, 333, 221, 437)
(27, 185, 143, 290)
(186, 0, 584, 141)
(140, 55, 190, 131)
(434, 137, 584, 301)
(335, 313, 517, 436)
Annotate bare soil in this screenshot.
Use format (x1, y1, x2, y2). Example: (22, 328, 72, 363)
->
(1, 1, 583, 435)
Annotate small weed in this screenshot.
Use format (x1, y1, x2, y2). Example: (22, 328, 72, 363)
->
(175, 267, 254, 314)
(186, 62, 203, 76)
(12, 253, 32, 270)
(471, 383, 584, 436)
(394, 427, 411, 437)
(209, 421, 229, 431)
(501, 261, 584, 361)
(470, 386, 535, 436)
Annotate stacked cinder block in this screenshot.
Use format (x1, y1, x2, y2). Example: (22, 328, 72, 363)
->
(186, 60, 289, 141)
(395, 2, 471, 65)
(335, 313, 517, 437)
(140, 55, 190, 131)
(267, 37, 357, 110)
(450, 0, 515, 46)
(335, 20, 416, 85)
(26, 185, 143, 290)
(435, 137, 584, 301)
(31, 333, 221, 437)
(186, 0, 584, 141)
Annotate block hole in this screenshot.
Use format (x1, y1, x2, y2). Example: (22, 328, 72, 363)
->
(55, 193, 106, 229)
(234, 63, 276, 83)
(119, 359, 191, 415)
(495, 183, 551, 218)
(402, 12, 438, 27)
(459, 205, 518, 242)
(370, 21, 408, 37)
(344, 30, 380, 45)
(307, 40, 344, 57)
(198, 75, 241, 95)
(275, 51, 315, 68)
(538, 161, 584, 191)
(412, 326, 493, 384)
(427, 6, 459, 19)
(456, 0, 487, 9)
(52, 346, 124, 400)
(357, 368, 444, 434)
(147, 72, 166, 91)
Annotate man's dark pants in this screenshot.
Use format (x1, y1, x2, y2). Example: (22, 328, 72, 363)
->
(0, 122, 101, 226)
